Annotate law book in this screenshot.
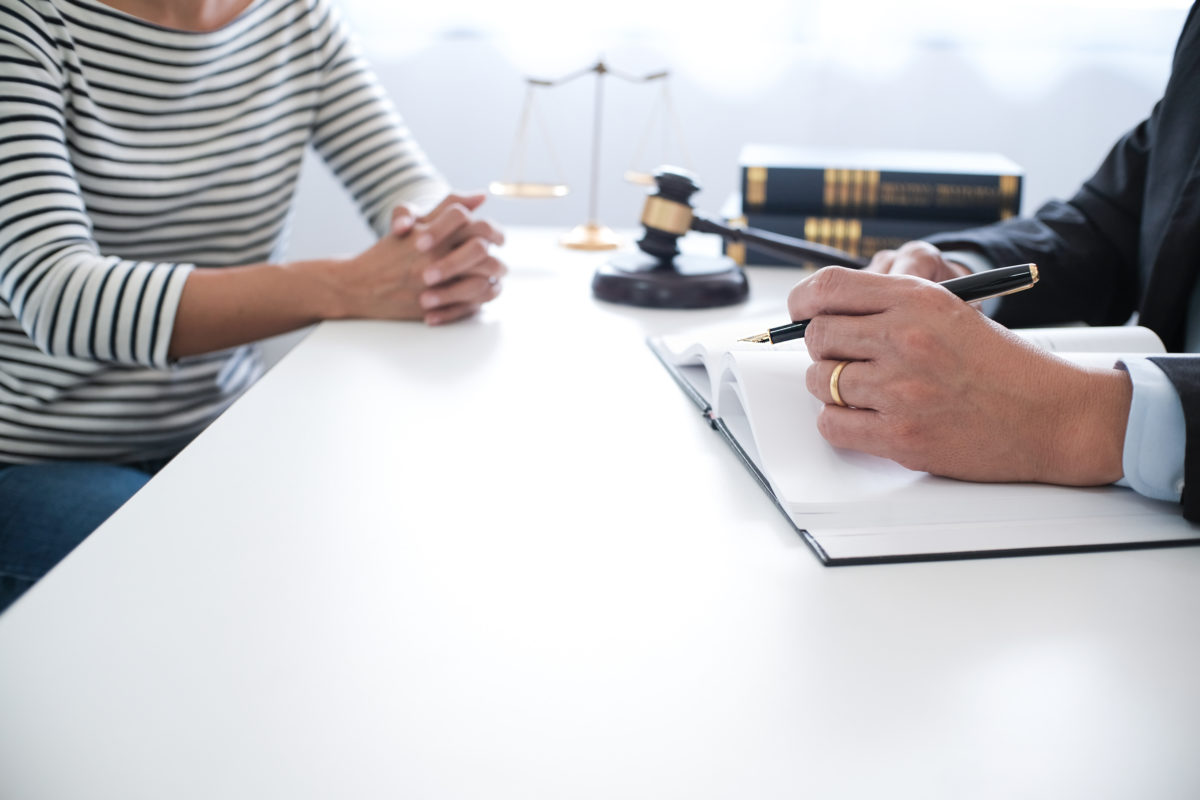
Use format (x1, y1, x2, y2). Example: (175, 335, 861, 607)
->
(647, 320, 1200, 564)
(740, 143, 1023, 222)
(719, 194, 981, 267)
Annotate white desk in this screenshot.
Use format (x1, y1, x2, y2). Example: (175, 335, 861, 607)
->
(2, 229, 1200, 799)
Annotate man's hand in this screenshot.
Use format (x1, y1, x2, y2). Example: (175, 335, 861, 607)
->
(787, 266, 1133, 487)
(866, 240, 972, 283)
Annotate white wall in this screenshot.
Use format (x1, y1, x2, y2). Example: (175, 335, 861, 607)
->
(280, 25, 1183, 262)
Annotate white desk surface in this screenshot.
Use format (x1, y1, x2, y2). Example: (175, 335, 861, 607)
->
(2, 229, 1200, 799)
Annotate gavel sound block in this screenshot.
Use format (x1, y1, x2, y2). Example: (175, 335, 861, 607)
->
(591, 166, 867, 309)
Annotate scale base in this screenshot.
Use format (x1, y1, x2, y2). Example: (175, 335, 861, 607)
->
(592, 252, 748, 308)
(562, 222, 621, 251)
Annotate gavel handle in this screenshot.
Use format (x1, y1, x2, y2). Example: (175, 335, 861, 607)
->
(691, 213, 870, 269)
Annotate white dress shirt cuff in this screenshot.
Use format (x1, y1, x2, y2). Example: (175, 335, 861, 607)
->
(1115, 357, 1185, 502)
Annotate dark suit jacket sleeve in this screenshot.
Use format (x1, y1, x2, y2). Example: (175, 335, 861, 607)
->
(924, 2, 1200, 334)
(923, 119, 1153, 331)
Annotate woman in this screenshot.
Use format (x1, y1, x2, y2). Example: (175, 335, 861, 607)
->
(0, 0, 506, 609)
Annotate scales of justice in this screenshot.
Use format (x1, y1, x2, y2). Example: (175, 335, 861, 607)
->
(488, 58, 691, 251)
(490, 59, 863, 308)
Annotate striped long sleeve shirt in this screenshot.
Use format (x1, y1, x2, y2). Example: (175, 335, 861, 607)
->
(0, 0, 447, 463)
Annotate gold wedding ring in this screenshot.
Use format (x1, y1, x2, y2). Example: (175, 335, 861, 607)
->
(830, 360, 851, 408)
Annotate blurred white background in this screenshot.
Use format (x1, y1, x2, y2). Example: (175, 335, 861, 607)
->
(281, 0, 1191, 259)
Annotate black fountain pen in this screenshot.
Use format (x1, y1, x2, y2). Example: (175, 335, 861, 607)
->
(739, 263, 1039, 344)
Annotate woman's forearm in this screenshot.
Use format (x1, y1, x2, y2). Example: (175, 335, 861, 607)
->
(169, 258, 348, 359)
(168, 199, 508, 360)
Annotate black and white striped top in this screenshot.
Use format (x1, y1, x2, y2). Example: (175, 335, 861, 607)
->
(0, 0, 447, 464)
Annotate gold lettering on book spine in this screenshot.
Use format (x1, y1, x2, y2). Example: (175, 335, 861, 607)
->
(847, 219, 862, 257)
(832, 218, 847, 254)
(852, 171, 866, 214)
(999, 174, 1020, 219)
(866, 171, 880, 214)
(823, 169, 837, 209)
(746, 167, 767, 207)
(806, 217, 865, 258)
(999, 174, 1019, 200)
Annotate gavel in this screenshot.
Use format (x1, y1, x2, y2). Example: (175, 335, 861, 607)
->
(635, 166, 869, 269)
(591, 166, 867, 309)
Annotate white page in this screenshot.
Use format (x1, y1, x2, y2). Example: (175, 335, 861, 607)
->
(715, 349, 924, 514)
(1013, 325, 1165, 353)
(653, 316, 807, 404)
(717, 346, 1181, 533)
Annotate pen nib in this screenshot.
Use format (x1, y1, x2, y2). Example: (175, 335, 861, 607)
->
(738, 331, 772, 344)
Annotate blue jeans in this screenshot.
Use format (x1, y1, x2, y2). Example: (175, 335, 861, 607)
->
(0, 461, 161, 614)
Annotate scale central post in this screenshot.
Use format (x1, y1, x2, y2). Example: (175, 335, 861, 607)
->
(560, 61, 621, 250)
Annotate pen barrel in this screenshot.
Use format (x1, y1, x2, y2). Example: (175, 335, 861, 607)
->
(767, 319, 810, 344)
(939, 263, 1037, 303)
(745, 263, 1037, 346)
(690, 214, 871, 269)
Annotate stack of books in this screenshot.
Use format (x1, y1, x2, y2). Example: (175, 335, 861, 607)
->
(723, 143, 1024, 267)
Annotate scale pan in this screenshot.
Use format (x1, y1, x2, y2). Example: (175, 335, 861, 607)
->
(623, 170, 655, 186)
(488, 181, 570, 198)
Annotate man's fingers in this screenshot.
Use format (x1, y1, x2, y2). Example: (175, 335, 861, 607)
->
(877, 240, 966, 281)
(864, 249, 897, 274)
(786, 265, 956, 325)
(801, 314, 891, 363)
(787, 266, 917, 320)
(805, 359, 881, 411)
(814, 404, 884, 454)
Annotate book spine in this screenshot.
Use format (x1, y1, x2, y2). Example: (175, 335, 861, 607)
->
(741, 166, 1022, 222)
(723, 213, 981, 267)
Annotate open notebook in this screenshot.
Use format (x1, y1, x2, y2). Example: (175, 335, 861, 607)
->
(648, 319, 1200, 564)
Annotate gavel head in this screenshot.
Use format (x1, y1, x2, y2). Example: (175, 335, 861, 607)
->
(637, 166, 701, 261)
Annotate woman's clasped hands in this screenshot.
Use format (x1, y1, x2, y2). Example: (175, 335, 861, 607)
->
(342, 192, 507, 326)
